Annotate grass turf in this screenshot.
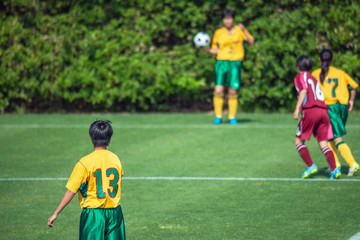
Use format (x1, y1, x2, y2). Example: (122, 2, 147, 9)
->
(0, 113, 359, 240)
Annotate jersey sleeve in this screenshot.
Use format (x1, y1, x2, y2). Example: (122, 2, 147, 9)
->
(66, 161, 88, 193)
(294, 73, 308, 93)
(211, 30, 219, 49)
(241, 29, 254, 42)
(344, 71, 359, 90)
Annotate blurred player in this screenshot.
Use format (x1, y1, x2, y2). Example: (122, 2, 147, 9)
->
(312, 49, 359, 176)
(200, 8, 254, 124)
(48, 120, 126, 240)
(293, 55, 340, 179)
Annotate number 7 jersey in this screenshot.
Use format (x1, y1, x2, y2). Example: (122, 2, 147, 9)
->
(294, 71, 328, 111)
(312, 66, 359, 105)
(66, 149, 124, 209)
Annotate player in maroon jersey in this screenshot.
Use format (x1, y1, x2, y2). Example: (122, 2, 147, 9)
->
(293, 55, 340, 179)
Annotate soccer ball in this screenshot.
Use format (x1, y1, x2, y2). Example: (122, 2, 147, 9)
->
(193, 32, 210, 47)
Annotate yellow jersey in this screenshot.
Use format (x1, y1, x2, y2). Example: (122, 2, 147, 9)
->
(66, 149, 124, 209)
(312, 66, 358, 105)
(211, 25, 253, 61)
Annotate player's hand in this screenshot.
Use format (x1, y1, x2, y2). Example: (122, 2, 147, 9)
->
(47, 213, 58, 227)
(293, 109, 299, 120)
(348, 100, 354, 111)
(238, 23, 245, 30)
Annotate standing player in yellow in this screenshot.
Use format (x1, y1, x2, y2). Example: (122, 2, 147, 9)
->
(200, 9, 254, 124)
(312, 49, 359, 176)
(47, 120, 125, 240)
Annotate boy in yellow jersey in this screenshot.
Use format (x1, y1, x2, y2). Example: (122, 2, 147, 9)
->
(47, 120, 125, 240)
(200, 9, 254, 124)
(312, 49, 359, 176)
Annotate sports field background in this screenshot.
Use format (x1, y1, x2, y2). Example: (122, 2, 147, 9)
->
(0, 113, 359, 240)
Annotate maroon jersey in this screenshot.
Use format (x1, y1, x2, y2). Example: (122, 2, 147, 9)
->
(294, 72, 328, 111)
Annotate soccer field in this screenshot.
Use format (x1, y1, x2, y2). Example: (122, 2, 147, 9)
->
(0, 113, 359, 240)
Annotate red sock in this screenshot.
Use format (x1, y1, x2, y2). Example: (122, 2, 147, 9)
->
(322, 147, 336, 171)
(296, 143, 313, 167)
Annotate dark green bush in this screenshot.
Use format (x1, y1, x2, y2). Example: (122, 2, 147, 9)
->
(0, 0, 359, 112)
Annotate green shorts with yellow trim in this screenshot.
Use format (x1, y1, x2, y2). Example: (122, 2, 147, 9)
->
(327, 102, 348, 139)
(80, 205, 125, 240)
(215, 60, 242, 90)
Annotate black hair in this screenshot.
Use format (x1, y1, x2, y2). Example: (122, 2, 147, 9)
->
(89, 120, 113, 147)
(296, 55, 313, 72)
(222, 8, 235, 19)
(319, 49, 333, 84)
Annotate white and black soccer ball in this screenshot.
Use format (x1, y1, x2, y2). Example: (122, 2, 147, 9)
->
(193, 32, 210, 47)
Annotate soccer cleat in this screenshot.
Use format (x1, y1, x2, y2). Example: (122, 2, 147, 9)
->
(325, 162, 341, 174)
(213, 117, 222, 124)
(301, 164, 318, 179)
(329, 168, 341, 180)
(348, 162, 359, 176)
(229, 118, 238, 125)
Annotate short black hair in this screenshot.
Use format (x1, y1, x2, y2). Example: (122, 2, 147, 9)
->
(89, 120, 113, 147)
(296, 55, 313, 72)
(222, 8, 235, 19)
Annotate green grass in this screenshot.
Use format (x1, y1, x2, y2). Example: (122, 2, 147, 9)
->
(0, 113, 360, 240)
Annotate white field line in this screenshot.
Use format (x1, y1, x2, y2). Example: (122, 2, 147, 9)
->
(0, 123, 359, 129)
(349, 232, 360, 240)
(1, 176, 360, 182)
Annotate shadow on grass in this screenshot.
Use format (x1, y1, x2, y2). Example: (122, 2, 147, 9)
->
(236, 118, 261, 123)
(318, 167, 331, 177)
(318, 166, 350, 177)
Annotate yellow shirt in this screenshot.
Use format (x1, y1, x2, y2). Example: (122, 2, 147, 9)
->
(211, 25, 253, 61)
(66, 149, 124, 209)
(312, 66, 358, 105)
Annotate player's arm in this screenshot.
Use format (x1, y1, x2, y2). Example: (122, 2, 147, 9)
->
(293, 90, 307, 120)
(238, 23, 254, 45)
(344, 72, 358, 111)
(199, 47, 219, 55)
(348, 89, 356, 111)
(48, 162, 86, 227)
(47, 189, 76, 227)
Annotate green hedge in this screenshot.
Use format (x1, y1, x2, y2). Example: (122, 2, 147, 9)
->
(1, 0, 359, 112)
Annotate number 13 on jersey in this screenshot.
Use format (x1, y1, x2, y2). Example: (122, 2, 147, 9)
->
(93, 168, 120, 199)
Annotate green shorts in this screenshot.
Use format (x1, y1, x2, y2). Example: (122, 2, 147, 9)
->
(80, 205, 125, 240)
(215, 60, 242, 90)
(327, 102, 348, 139)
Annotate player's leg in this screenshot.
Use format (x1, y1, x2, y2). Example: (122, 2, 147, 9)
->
(328, 103, 358, 175)
(314, 108, 340, 179)
(227, 61, 242, 124)
(295, 110, 318, 178)
(80, 208, 106, 240)
(213, 86, 225, 124)
(327, 141, 341, 170)
(318, 140, 337, 172)
(228, 87, 238, 124)
(227, 61, 241, 121)
(213, 60, 227, 124)
(295, 137, 317, 178)
(335, 137, 359, 176)
(319, 140, 340, 179)
(105, 205, 126, 240)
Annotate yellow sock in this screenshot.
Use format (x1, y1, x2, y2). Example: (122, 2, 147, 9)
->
(336, 141, 356, 168)
(228, 94, 238, 119)
(213, 93, 224, 118)
(328, 141, 340, 167)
